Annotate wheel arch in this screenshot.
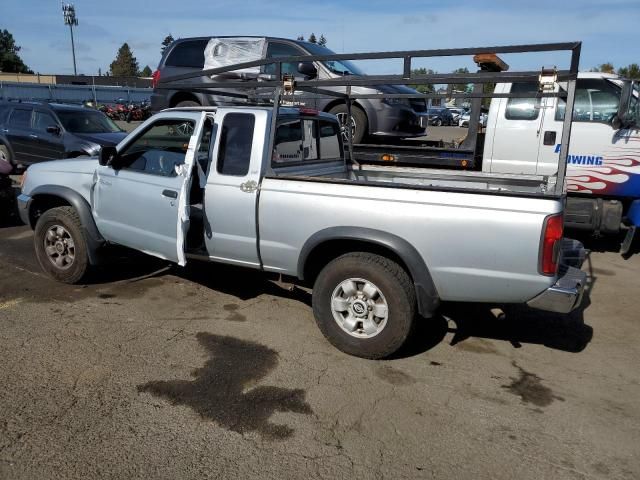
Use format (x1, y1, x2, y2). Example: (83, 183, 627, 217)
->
(27, 185, 105, 264)
(298, 227, 439, 317)
(169, 91, 202, 107)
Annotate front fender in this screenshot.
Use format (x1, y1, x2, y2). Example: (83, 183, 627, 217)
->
(26, 185, 105, 264)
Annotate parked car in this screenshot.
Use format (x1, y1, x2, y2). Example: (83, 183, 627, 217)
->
(18, 104, 585, 359)
(0, 101, 127, 171)
(446, 107, 467, 123)
(150, 36, 429, 144)
(458, 111, 488, 127)
(426, 107, 455, 126)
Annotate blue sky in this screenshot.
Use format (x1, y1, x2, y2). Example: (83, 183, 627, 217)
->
(3, 0, 639, 76)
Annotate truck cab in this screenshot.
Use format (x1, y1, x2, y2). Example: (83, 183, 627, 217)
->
(485, 73, 640, 251)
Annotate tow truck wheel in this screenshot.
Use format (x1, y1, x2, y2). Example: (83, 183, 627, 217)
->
(34, 206, 90, 284)
(312, 252, 416, 359)
(328, 104, 367, 144)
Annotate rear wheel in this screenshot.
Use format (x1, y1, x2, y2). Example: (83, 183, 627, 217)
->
(175, 100, 200, 108)
(328, 104, 367, 144)
(312, 252, 416, 359)
(34, 206, 90, 284)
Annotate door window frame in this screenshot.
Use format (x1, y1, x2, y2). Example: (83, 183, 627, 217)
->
(8, 107, 34, 129)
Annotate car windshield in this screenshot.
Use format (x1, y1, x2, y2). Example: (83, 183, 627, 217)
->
(303, 43, 365, 76)
(55, 110, 122, 134)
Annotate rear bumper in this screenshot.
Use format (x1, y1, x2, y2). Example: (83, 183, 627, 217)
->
(526, 239, 587, 314)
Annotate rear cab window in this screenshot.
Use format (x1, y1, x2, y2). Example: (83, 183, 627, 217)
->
(165, 39, 209, 68)
(217, 113, 255, 176)
(273, 116, 342, 166)
(505, 82, 540, 120)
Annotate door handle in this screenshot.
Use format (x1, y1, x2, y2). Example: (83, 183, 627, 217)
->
(240, 180, 258, 193)
(162, 189, 178, 199)
(1, 129, 8, 133)
(29, 134, 38, 139)
(543, 131, 557, 146)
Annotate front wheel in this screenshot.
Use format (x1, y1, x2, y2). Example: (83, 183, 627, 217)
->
(312, 252, 416, 359)
(328, 104, 367, 144)
(34, 206, 90, 284)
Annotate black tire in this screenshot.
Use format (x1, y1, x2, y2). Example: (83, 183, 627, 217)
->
(433, 118, 443, 127)
(312, 252, 416, 359)
(0, 144, 14, 172)
(34, 206, 90, 284)
(175, 100, 200, 108)
(328, 104, 367, 144)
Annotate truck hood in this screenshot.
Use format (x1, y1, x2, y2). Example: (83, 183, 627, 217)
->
(27, 157, 99, 175)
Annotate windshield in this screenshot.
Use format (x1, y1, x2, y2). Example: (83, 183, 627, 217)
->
(56, 110, 122, 134)
(303, 43, 365, 76)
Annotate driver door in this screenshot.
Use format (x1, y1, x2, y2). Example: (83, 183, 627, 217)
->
(92, 115, 203, 264)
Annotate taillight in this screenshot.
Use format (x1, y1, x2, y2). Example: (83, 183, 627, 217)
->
(298, 107, 319, 115)
(151, 69, 161, 88)
(540, 213, 563, 275)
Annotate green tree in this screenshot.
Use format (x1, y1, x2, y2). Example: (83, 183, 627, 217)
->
(140, 65, 152, 77)
(307, 33, 317, 44)
(0, 29, 32, 73)
(597, 62, 615, 74)
(618, 63, 640, 80)
(110, 43, 139, 77)
(296, 35, 304, 41)
(410, 68, 435, 94)
(161, 34, 175, 56)
(318, 34, 327, 46)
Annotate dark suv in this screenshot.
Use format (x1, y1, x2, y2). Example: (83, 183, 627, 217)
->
(0, 101, 127, 171)
(150, 36, 429, 144)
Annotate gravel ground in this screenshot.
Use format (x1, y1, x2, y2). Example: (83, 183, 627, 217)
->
(0, 217, 639, 479)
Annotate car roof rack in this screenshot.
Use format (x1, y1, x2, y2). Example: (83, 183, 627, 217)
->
(157, 41, 582, 196)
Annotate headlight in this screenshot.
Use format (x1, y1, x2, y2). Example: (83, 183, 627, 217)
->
(383, 98, 410, 106)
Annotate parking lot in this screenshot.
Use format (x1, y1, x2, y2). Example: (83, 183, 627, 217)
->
(1, 215, 639, 479)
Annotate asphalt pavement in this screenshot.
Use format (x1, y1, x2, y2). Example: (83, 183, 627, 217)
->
(1, 217, 639, 479)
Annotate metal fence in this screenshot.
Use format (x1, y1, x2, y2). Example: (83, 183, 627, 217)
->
(0, 81, 152, 105)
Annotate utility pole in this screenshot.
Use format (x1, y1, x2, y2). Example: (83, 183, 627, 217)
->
(62, 3, 79, 75)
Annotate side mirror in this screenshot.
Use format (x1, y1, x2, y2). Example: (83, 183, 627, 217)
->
(99, 146, 118, 167)
(298, 61, 317, 78)
(46, 125, 61, 136)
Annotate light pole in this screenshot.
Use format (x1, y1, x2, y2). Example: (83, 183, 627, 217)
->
(62, 3, 79, 75)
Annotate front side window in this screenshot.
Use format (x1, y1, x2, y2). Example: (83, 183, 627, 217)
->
(556, 79, 621, 123)
(264, 42, 304, 76)
(217, 113, 255, 176)
(505, 82, 540, 121)
(118, 119, 195, 176)
(33, 111, 58, 132)
(8, 108, 32, 128)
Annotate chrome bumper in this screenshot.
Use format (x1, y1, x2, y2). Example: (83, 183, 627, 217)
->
(527, 239, 587, 314)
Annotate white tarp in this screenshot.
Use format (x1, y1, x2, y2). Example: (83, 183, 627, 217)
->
(203, 37, 265, 77)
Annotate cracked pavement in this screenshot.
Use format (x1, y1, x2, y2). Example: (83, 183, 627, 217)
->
(1, 223, 639, 479)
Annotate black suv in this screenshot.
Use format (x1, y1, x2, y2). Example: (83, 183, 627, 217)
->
(0, 101, 127, 171)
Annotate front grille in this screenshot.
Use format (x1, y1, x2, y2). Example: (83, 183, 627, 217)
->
(409, 99, 427, 112)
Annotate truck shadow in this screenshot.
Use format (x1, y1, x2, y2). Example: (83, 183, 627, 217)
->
(400, 254, 597, 358)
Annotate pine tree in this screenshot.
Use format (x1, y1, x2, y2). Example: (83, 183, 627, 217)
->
(109, 43, 139, 77)
(296, 35, 304, 41)
(0, 29, 32, 73)
(161, 34, 175, 56)
(140, 65, 152, 77)
(307, 33, 317, 44)
(618, 64, 640, 80)
(318, 34, 327, 47)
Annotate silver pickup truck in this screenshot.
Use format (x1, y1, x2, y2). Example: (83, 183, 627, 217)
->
(17, 105, 586, 358)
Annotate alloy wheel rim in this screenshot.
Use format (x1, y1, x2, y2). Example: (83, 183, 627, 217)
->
(44, 225, 75, 270)
(330, 277, 389, 338)
(335, 112, 357, 142)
